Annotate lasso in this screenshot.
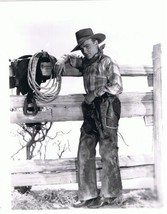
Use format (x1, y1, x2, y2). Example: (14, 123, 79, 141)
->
(27, 51, 62, 103)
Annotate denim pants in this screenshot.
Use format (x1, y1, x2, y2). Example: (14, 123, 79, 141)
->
(77, 94, 122, 201)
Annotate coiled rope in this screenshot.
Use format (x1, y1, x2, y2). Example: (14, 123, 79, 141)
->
(27, 51, 62, 103)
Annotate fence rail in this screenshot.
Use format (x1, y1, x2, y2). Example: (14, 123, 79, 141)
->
(11, 154, 154, 189)
(10, 91, 153, 124)
(64, 64, 153, 77)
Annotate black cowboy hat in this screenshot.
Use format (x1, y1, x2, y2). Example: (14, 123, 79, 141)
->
(71, 28, 106, 52)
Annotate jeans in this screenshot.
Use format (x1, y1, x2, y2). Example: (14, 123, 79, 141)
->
(77, 94, 122, 201)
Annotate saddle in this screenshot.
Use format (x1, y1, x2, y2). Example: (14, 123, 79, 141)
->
(9, 52, 57, 115)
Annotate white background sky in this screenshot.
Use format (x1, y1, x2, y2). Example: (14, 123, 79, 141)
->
(0, 0, 167, 211)
(0, 0, 166, 65)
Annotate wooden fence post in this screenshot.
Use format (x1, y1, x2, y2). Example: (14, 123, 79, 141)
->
(152, 43, 163, 204)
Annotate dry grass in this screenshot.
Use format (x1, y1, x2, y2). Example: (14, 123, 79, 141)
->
(12, 188, 77, 210)
(12, 188, 159, 210)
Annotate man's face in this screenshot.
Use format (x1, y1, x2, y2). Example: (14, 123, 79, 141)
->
(80, 39, 98, 59)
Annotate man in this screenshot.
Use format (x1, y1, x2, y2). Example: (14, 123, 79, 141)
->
(56, 28, 123, 208)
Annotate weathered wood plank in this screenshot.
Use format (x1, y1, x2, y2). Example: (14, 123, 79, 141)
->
(152, 44, 163, 201)
(63, 63, 153, 77)
(11, 155, 154, 174)
(10, 92, 153, 108)
(12, 178, 154, 190)
(11, 155, 154, 188)
(119, 65, 153, 76)
(11, 165, 154, 187)
(10, 92, 153, 123)
(10, 103, 153, 123)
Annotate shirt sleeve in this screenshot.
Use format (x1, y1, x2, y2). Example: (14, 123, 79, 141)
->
(94, 57, 123, 97)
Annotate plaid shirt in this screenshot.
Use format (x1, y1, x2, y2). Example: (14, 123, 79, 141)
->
(69, 52, 123, 97)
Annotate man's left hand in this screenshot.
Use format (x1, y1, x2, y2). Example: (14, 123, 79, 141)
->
(84, 92, 96, 104)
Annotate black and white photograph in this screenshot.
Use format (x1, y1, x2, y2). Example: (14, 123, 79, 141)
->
(0, 0, 167, 212)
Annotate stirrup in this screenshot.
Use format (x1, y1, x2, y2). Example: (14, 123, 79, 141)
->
(23, 95, 38, 116)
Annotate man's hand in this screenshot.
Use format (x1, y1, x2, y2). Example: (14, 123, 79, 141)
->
(69, 55, 82, 68)
(84, 92, 96, 104)
(54, 55, 68, 76)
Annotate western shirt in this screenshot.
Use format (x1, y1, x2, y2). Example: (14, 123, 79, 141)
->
(68, 52, 123, 97)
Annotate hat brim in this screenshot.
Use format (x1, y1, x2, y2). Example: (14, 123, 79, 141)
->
(71, 33, 106, 52)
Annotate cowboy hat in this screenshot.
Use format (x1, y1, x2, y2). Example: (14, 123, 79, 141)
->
(71, 28, 106, 52)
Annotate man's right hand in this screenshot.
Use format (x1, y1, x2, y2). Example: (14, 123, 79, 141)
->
(69, 55, 82, 68)
(69, 55, 78, 67)
(54, 55, 68, 75)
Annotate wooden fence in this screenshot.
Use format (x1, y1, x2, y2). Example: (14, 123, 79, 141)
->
(10, 44, 162, 197)
(11, 155, 154, 190)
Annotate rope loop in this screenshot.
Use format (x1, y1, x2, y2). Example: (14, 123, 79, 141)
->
(27, 51, 62, 103)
